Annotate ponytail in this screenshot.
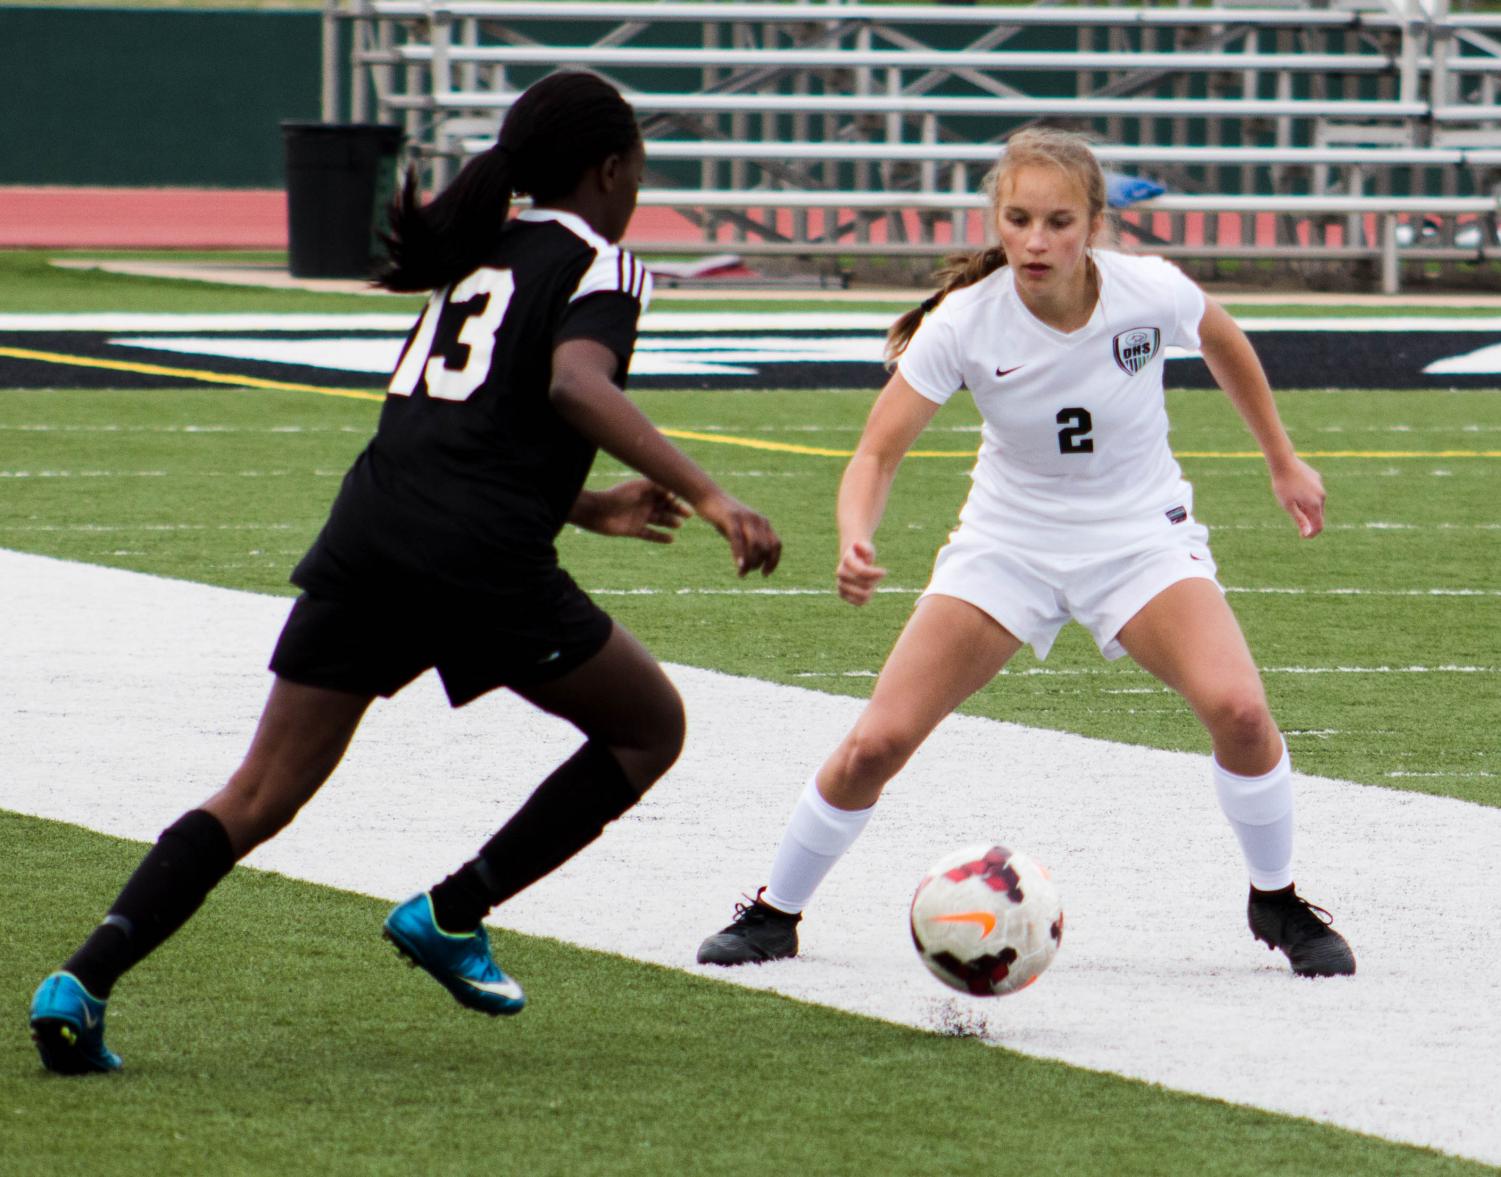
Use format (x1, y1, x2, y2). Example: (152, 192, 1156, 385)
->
(376, 70, 641, 293)
(884, 245, 1007, 367)
(377, 146, 516, 293)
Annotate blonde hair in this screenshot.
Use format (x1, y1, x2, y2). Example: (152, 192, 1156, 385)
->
(884, 127, 1110, 366)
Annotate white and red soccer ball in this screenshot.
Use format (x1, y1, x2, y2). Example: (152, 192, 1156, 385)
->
(910, 843, 1064, 996)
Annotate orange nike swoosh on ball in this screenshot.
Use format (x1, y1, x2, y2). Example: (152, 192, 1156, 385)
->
(932, 910, 997, 937)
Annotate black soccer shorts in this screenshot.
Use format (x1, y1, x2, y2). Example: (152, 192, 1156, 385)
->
(269, 571, 613, 707)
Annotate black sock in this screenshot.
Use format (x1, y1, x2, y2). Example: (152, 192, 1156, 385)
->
(63, 809, 236, 998)
(429, 742, 640, 934)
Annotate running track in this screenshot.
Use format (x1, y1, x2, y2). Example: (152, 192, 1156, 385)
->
(0, 187, 704, 249)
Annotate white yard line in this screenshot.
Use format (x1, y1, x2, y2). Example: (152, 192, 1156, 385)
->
(581, 585, 1501, 599)
(9, 311, 1501, 332)
(794, 665, 1499, 679)
(2, 548, 1499, 1166)
(0, 523, 295, 533)
(0, 470, 169, 478)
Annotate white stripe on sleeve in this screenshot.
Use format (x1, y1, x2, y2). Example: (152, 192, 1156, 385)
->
(571, 244, 651, 311)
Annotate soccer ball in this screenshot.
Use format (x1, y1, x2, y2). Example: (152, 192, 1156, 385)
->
(910, 843, 1063, 997)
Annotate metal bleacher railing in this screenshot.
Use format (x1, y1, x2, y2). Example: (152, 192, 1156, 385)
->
(320, 0, 1501, 291)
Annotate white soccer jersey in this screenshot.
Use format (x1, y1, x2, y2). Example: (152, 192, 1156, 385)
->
(898, 250, 1205, 548)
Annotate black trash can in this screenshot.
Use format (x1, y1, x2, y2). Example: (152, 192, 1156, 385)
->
(281, 121, 404, 279)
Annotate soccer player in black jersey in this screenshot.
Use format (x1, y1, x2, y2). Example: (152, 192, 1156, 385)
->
(29, 70, 781, 1074)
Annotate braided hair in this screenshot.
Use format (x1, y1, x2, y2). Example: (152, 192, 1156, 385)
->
(377, 71, 642, 293)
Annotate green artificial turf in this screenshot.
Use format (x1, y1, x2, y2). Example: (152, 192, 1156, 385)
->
(1, 811, 1490, 1177)
(0, 252, 425, 315)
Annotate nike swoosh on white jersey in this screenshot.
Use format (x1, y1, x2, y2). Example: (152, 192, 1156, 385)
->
(460, 976, 524, 1000)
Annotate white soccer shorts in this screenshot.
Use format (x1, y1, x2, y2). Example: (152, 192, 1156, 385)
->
(919, 518, 1221, 661)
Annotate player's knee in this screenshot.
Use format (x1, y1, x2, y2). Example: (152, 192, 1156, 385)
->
(649, 680, 686, 763)
(619, 684, 686, 790)
(1203, 688, 1274, 752)
(838, 724, 918, 788)
(643, 714, 685, 785)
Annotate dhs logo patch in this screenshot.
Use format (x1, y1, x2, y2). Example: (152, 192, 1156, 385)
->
(1112, 327, 1161, 376)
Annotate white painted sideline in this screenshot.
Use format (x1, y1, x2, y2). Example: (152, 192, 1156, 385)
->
(3, 548, 1498, 1166)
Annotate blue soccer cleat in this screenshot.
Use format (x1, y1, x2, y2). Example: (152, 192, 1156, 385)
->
(383, 894, 525, 1017)
(29, 971, 123, 1075)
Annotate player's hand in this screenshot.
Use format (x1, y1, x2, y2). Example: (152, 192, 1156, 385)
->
(579, 480, 692, 543)
(696, 491, 782, 577)
(1270, 457, 1326, 539)
(836, 539, 887, 606)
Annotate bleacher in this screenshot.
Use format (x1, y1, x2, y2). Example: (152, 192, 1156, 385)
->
(321, 0, 1501, 291)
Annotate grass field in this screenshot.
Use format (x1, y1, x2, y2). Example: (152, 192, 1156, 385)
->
(2, 252, 1498, 1175)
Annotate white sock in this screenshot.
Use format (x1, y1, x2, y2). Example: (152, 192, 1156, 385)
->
(762, 775, 875, 914)
(1213, 741, 1295, 891)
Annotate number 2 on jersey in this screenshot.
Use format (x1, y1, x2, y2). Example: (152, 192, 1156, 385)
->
(389, 267, 515, 402)
(1056, 407, 1095, 454)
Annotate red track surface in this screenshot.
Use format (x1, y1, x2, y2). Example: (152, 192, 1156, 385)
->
(1, 188, 292, 249)
(0, 186, 706, 250)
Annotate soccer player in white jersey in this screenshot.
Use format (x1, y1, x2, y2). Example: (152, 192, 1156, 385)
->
(699, 127, 1355, 980)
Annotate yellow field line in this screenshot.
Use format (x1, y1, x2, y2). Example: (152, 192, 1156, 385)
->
(1176, 449, 1501, 459)
(658, 427, 978, 458)
(661, 433, 1501, 460)
(0, 346, 383, 403)
(4, 346, 1497, 459)
(657, 427, 854, 457)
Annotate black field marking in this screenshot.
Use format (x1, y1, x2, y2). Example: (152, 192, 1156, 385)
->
(3, 328, 1501, 392)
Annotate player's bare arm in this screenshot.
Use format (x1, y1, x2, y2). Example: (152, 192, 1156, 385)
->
(569, 480, 691, 544)
(1197, 299, 1326, 538)
(551, 336, 782, 575)
(835, 372, 941, 604)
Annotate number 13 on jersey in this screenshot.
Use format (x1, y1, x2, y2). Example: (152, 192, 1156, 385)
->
(389, 267, 516, 402)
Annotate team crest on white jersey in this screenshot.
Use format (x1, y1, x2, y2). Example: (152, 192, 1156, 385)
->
(1112, 326, 1161, 375)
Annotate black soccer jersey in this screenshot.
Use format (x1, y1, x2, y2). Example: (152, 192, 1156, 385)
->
(291, 208, 652, 599)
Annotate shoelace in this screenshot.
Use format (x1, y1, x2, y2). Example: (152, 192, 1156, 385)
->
(1275, 893, 1337, 936)
(731, 895, 772, 924)
(731, 891, 792, 925)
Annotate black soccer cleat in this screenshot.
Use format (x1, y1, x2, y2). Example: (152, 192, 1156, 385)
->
(1247, 885, 1356, 978)
(697, 888, 801, 966)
